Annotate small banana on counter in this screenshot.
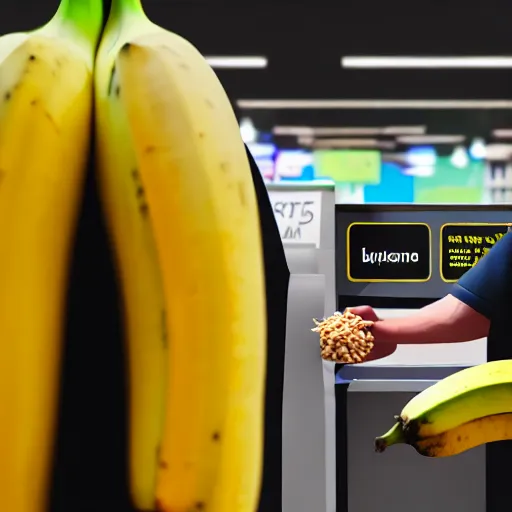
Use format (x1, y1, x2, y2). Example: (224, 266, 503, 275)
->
(96, 0, 267, 511)
(375, 360, 512, 458)
(377, 413, 512, 458)
(0, 0, 102, 510)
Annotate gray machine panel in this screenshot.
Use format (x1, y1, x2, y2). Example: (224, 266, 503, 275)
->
(267, 183, 336, 512)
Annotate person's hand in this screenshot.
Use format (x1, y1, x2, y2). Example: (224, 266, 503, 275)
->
(346, 305, 397, 362)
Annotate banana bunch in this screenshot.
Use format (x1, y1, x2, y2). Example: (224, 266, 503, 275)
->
(0, 0, 102, 510)
(0, 0, 266, 510)
(375, 360, 512, 457)
(96, 1, 266, 512)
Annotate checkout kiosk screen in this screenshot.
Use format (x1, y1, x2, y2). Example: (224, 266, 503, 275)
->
(347, 222, 431, 282)
(440, 223, 510, 282)
(336, 205, 512, 304)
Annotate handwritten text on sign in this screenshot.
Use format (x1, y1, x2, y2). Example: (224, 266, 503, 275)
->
(268, 191, 323, 246)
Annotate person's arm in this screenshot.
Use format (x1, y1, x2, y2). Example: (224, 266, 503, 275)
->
(370, 230, 512, 345)
(372, 294, 490, 344)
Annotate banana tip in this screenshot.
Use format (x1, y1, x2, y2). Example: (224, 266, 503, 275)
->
(374, 437, 388, 453)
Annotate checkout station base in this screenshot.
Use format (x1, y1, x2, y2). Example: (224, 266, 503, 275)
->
(337, 366, 485, 512)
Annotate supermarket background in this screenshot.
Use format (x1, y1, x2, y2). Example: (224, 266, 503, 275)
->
(241, 117, 512, 204)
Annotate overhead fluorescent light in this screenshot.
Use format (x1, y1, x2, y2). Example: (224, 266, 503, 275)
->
(486, 144, 512, 161)
(205, 56, 267, 69)
(383, 126, 427, 135)
(238, 99, 512, 109)
(341, 56, 512, 69)
(493, 129, 512, 138)
(397, 135, 466, 144)
(273, 126, 315, 137)
(302, 138, 396, 149)
(451, 146, 470, 168)
(239, 117, 258, 143)
(273, 125, 426, 136)
(298, 136, 315, 145)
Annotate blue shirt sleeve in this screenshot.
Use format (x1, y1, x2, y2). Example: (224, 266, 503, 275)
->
(450, 231, 512, 319)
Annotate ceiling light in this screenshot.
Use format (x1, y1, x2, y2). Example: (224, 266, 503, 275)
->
(306, 138, 396, 149)
(397, 135, 466, 144)
(237, 99, 512, 109)
(341, 56, 512, 69)
(383, 126, 427, 135)
(239, 117, 258, 143)
(485, 144, 512, 161)
(273, 125, 426, 136)
(451, 146, 470, 168)
(406, 147, 437, 167)
(205, 56, 267, 69)
(273, 126, 315, 136)
(493, 129, 512, 138)
(298, 136, 315, 145)
(469, 138, 487, 159)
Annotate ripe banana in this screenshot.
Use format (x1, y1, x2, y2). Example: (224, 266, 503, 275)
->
(0, 0, 102, 511)
(95, 5, 167, 511)
(376, 413, 512, 458)
(375, 360, 512, 446)
(96, 1, 267, 511)
(375, 360, 512, 458)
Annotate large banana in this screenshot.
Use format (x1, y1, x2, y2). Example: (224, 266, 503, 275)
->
(376, 413, 512, 458)
(375, 360, 512, 453)
(95, 3, 167, 510)
(0, 1, 102, 511)
(96, 1, 267, 511)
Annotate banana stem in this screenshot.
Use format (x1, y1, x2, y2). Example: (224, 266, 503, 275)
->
(375, 422, 406, 453)
(110, 0, 145, 18)
(49, 0, 103, 45)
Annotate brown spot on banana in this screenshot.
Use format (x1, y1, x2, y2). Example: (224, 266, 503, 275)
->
(107, 66, 116, 96)
(131, 169, 149, 216)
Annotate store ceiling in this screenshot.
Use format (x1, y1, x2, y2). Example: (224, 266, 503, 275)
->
(10, 1, 512, 142)
(11, 1, 512, 101)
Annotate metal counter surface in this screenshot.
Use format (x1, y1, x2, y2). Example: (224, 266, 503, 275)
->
(336, 364, 473, 390)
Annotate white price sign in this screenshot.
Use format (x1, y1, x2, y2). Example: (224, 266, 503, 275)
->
(268, 190, 322, 247)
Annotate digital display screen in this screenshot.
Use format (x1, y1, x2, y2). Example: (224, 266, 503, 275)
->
(346, 222, 432, 282)
(440, 223, 511, 282)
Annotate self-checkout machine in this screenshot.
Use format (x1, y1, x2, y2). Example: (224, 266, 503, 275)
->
(334, 204, 512, 512)
(266, 181, 337, 512)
